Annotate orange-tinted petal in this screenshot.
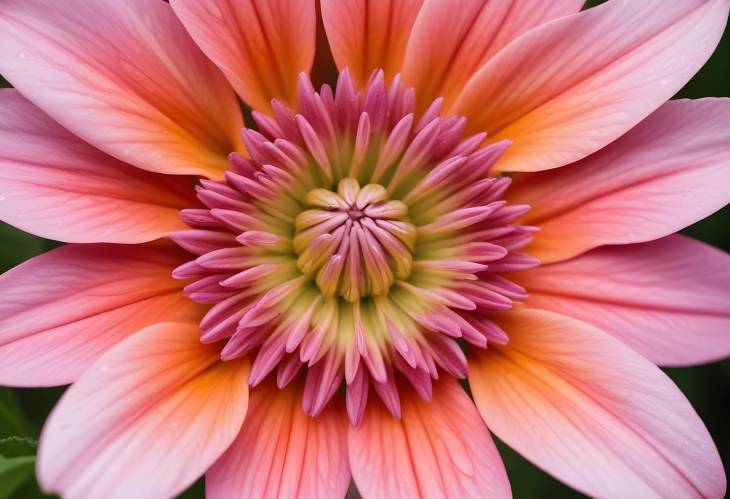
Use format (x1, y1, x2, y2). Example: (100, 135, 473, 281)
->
(206, 379, 350, 499)
(0, 243, 203, 387)
(469, 309, 726, 499)
(403, 0, 583, 112)
(0, 0, 244, 179)
(171, 0, 316, 111)
(513, 236, 730, 367)
(453, 0, 729, 173)
(0, 89, 195, 243)
(322, 0, 424, 87)
(38, 323, 250, 499)
(508, 99, 730, 262)
(349, 377, 511, 499)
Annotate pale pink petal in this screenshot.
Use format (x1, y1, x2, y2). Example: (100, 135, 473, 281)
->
(403, 0, 584, 111)
(0, 0, 244, 179)
(0, 89, 195, 243)
(349, 377, 510, 499)
(38, 323, 250, 499)
(453, 0, 729, 173)
(469, 309, 726, 499)
(171, 0, 315, 112)
(322, 0, 424, 86)
(508, 98, 730, 262)
(513, 236, 730, 367)
(206, 379, 350, 499)
(0, 243, 204, 387)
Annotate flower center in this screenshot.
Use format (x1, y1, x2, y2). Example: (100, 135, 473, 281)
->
(294, 179, 416, 302)
(171, 69, 538, 425)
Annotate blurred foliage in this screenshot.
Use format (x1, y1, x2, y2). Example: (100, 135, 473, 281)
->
(0, 449, 34, 498)
(0, 3, 728, 498)
(0, 437, 40, 499)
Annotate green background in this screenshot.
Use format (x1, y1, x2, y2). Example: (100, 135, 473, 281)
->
(1, 1, 728, 497)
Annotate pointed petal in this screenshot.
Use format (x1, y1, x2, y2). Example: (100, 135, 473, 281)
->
(0, 90, 195, 243)
(171, 0, 315, 111)
(0, 243, 204, 387)
(0, 0, 244, 179)
(509, 98, 730, 262)
(37, 323, 250, 499)
(349, 377, 511, 499)
(403, 0, 583, 111)
(453, 0, 729, 173)
(513, 236, 730, 367)
(206, 379, 350, 499)
(469, 309, 726, 499)
(322, 0, 424, 86)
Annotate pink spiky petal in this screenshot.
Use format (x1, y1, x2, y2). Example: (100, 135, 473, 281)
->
(173, 70, 535, 420)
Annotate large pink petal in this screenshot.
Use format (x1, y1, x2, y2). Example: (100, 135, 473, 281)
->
(0, 243, 204, 387)
(402, 0, 584, 112)
(206, 379, 350, 499)
(349, 377, 510, 499)
(38, 323, 250, 499)
(453, 0, 729, 173)
(321, 0, 424, 87)
(0, 89, 195, 243)
(0, 0, 244, 179)
(171, 0, 315, 112)
(469, 309, 726, 499)
(508, 98, 730, 262)
(513, 236, 730, 367)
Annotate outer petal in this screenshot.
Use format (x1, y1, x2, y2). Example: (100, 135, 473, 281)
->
(38, 323, 250, 499)
(0, 0, 244, 179)
(469, 309, 726, 499)
(321, 0, 424, 86)
(508, 98, 730, 262)
(0, 89, 195, 243)
(402, 0, 584, 112)
(170, 0, 315, 112)
(0, 243, 204, 387)
(206, 379, 350, 499)
(513, 236, 730, 366)
(349, 377, 511, 499)
(453, 0, 730, 173)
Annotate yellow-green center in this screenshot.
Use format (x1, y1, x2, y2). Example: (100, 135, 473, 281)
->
(292, 178, 416, 302)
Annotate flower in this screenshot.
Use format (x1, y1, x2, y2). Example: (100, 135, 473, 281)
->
(0, 0, 728, 498)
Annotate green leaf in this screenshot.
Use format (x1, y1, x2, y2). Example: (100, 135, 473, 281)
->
(0, 389, 32, 438)
(0, 437, 38, 499)
(0, 436, 37, 457)
(0, 223, 46, 273)
(177, 478, 205, 499)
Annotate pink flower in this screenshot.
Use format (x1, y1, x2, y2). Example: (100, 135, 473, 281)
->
(0, 0, 728, 497)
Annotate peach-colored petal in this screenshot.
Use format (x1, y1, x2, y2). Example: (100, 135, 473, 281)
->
(171, 0, 315, 112)
(0, 0, 244, 179)
(453, 0, 729, 173)
(206, 378, 350, 499)
(0, 89, 195, 243)
(38, 323, 250, 499)
(0, 243, 204, 387)
(508, 98, 730, 262)
(321, 0, 424, 86)
(469, 309, 726, 499)
(349, 377, 510, 499)
(402, 0, 584, 112)
(513, 236, 730, 367)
